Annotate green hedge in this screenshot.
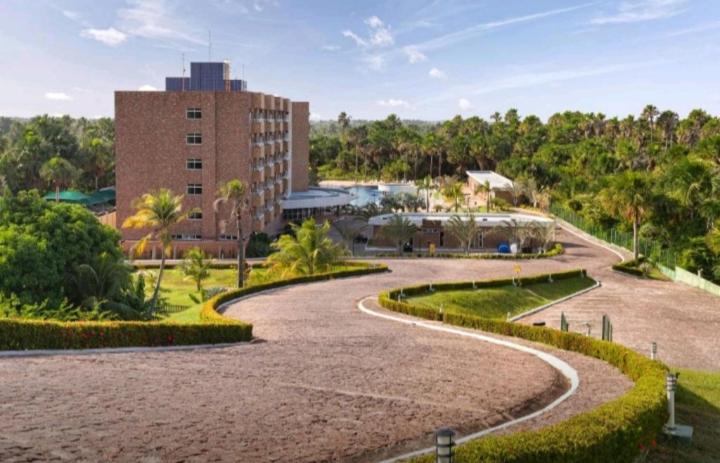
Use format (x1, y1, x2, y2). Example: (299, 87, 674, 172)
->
(0, 261, 388, 351)
(613, 258, 647, 277)
(378, 272, 667, 463)
(374, 243, 564, 259)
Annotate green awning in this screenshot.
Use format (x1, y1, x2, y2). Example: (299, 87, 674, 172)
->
(86, 188, 116, 205)
(43, 190, 92, 204)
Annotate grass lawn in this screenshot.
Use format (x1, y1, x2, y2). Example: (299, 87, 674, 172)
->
(152, 263, 365, 323)
(649, 369, 720, 462)
(406, 276, 596, 319)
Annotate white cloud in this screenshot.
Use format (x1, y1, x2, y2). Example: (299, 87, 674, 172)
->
(45, 92, 73, 101)
(591, 0, 687, 25)
(365, 16, 384, 29)
(407, 4, 593, 53)
(403, 46, 427, 63)
(429, 67, 448, 80)
(118, 0, 205, 45)
(138, 84, 158, 91)
(363, 54, 385, 71)
(342, 30, 367, 47)
(342, 15, 394, 48)
(377, 98, 411, 108)
(81, 27, 128, 46)
(667, 20, 720, 37)
(321, 44, 340, 51)
(62, 10, 81, 21)
(310, 112, 324, 121)
(458, 98, 473, 111)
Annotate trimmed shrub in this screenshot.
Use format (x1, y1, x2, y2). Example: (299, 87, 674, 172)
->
(613, 258, 648, 277)
(0, 261, 388, 351)
(377, 272, 667, 463)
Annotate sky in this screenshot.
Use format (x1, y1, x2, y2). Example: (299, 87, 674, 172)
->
(0, 0, 719, 121)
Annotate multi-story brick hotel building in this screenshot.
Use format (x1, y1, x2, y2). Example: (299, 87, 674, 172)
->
(116, 61, 351, 257)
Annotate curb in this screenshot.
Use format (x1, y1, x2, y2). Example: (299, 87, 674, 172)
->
(509, 278, 602, 322)
(357, 297, 580, 463)
(0, 341, 255, 359)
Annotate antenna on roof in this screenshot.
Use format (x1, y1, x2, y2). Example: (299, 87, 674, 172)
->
(208, 30, 212, 61)
(181, 52, 186, 91)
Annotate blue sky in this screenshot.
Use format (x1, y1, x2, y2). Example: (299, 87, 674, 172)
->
(1, 0, 719, 121)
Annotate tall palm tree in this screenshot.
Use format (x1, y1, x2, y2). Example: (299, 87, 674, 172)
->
(268, 218, 346, 276)
(415, 175, 436, 212)
(600, 172, 652, 260)
(379, 214, 418, 255)
(214, 179, 249, 288)
(39, 156, 79, 202)
(446, 214, 479, 255)
(122, 188, 191, 313)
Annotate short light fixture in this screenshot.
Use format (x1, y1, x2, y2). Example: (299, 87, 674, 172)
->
(435, 427, 455, 463)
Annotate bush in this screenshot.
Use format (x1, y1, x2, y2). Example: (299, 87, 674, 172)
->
(0, 191, 122, 306)
(0, 261, 388, 350)
(378, 271, 668, 463)
(246, 232, 273, 258)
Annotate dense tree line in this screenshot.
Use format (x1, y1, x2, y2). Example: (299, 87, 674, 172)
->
(310, 107, 720, 281)
(0, 115, 114, 194)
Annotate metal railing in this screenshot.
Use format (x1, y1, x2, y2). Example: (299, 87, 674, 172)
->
(550, 203, 677, 268)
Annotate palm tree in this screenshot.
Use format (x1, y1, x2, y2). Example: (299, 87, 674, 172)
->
(415, 175, 436, 212)
(446, 214, 479, 255)
(379, 214, 418, 255)
(181, 247, 211, 295)
(442, 178, 464, 212)
(122, 188, 192, 313)
(39, 156, 79, 202)
(214, 179, 249, 288)
(600, 172, 652, 260)
(68, 254, 141, 320)
(474, 180, 492, 212)
(268, 218, 346, 276)
(332, 218, 365, 256)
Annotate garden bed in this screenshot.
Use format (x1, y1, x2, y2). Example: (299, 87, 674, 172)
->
(378, 270, 668, 463)
(0, 261, 388, 350)
(404, 273, 595, 320)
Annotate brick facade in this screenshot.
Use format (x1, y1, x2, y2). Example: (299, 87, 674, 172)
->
(115, 68, 309, 258)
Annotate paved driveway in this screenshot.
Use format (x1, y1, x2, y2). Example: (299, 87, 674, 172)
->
(2, 226, 715, 462)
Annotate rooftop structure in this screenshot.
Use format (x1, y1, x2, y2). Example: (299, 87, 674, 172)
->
(466, 171, 514, 190)
(165, 62, 247, 92)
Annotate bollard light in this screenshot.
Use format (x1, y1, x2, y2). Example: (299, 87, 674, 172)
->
(666, 372, 678, 430)
(435, 427, 455, 463)
(651, 342, 657, 360)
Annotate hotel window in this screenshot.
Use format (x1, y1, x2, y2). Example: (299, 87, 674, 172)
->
(171, 233, 202, 241)
(188, 211, 203, 220)
(186, 108, 202, 119)
(186, 158, 202, 170)
(186, 133, 202, 145)
(187, 183, 203, 195)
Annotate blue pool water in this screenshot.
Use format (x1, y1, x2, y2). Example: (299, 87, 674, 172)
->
(346, 186, 381, 207)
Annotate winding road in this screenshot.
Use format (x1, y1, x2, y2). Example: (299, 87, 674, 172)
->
(1, 227, 718, 462)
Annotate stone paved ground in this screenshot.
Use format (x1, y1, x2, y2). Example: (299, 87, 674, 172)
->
(1, 225, 716, 461)
(520, 228, 720, 371)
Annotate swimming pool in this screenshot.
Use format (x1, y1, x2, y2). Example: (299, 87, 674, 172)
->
(346, 185, 381, 206)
